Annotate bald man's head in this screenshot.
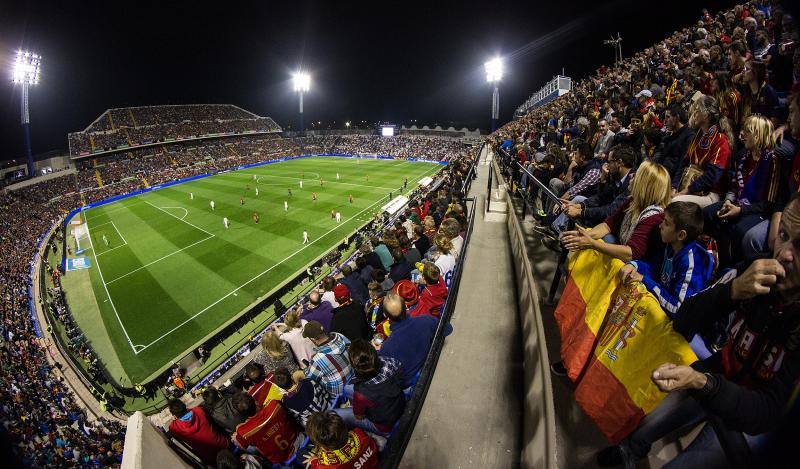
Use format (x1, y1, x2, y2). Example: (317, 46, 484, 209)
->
(308, 290, 321, 306)
(383, 292, 406, 322)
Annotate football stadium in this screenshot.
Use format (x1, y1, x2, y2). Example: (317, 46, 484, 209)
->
(2, 1, 800, 468)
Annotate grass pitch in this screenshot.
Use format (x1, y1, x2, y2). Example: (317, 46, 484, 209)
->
(64, 157, 441, 384)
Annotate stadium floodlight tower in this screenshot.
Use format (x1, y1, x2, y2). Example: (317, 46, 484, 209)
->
(293, 72, 311, 135)
(485, 57, 503, 132)
(12, 50, 42, 178)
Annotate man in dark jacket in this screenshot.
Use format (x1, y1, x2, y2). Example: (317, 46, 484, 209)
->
(300, 291, 334, 332)
(388, 248, 413, 282)
(598, 193, 800, 468)
(201, 386, 246, 434)
(340, 264, 369, 306)
(555, 145, 637, 230)
(657, 103, 693, 180)
(330, 284, 371, 341)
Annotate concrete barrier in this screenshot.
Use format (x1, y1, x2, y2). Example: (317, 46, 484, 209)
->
(504, 174, 558, 468)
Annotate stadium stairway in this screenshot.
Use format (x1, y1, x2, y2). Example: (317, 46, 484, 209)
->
(401, 151, 523, 468)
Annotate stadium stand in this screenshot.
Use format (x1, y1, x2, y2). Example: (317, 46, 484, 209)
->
(488, 0, 800, 467)
(4, 1, 799, 467)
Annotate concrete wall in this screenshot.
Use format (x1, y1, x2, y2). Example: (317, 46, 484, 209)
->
(500, 162, 558, 468)
(121, 412, 192, 469)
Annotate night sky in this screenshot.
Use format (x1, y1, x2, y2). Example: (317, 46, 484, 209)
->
(0, 0, 734, 161)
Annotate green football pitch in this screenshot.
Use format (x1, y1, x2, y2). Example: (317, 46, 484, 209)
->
(63, 157, 441, 384)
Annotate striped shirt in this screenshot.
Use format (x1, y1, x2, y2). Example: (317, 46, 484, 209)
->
(304, 332, 353, 397)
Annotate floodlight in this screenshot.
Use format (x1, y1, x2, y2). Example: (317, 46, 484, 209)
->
(13, 50, 41, 85)
(485, 57, 503, 83)
(293, 72, 310, 92)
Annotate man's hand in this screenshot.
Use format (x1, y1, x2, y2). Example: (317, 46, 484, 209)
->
(618, 264, 643, 283)
(302, 452, 315, 469)
(561, 226, 596, 252)
(565, 203, 582, 218)
(730, 258, 786, 300)
(717, 200, 742, 220)
(651, 363, 707, 392)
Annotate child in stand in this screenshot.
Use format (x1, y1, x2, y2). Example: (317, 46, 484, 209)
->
(619, 201, 716, 356)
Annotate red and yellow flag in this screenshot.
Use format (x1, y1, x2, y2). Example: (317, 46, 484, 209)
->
(554, 249, 698, 442)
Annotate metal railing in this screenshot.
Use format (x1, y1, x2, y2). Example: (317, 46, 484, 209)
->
(380, 196, 477, 468)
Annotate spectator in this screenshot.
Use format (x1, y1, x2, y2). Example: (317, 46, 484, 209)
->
(273, 309, 316, 368)
(321, 276, 340, 308)
(388, 248, 413, 282)
(355, 256, 375, 289)
(412, 224, 432, 257)
(232, 393, 303, 465)
(673, 95, 733, 208)
(598, 193, 800, 468)
(657, 103, 694, 179)
(302, 321, 354, 397)
(562, 161, 671, 265)
(334, 339, 406, 435)
(618, 201, 716, 356)
(359, 243, 383, 271)
(271, 367, 331, 427)
(300, 291, 334, 332)
(548, 141, 602, 213)
(305, 411, 379, 469)
(373, 235, 394, 269)
(411, 262, 449, 318)
(167, 399, 229, 466)
(432, 234, 457, 287)
(593, 119, 615, 158)
(378, 292, 438, 389)
(253, 331, 300, 375)
(364, 281, 387, 330)
(201, 387, 247, 435)
(330, 284, 371, 342)
(340, 264, 370, 306)
(244, 363, 282, 409)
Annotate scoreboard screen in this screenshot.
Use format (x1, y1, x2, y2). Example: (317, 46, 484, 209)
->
(381, 125, 395, 137)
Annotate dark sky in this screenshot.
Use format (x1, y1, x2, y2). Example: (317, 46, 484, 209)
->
(0, 0, 734, 161)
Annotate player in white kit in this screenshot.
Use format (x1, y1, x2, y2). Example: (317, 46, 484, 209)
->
(335, 211, 341, 223)
(223, 217, 229, 229)
(336, 172, 340, 180)
(303, 231, 309, 244)
(210, 200, 215, 210)
(299, 180, 303, 189)
(284, 201, 288, 212)
(255, 187, 259, 196)
(190, 192, 194, 200)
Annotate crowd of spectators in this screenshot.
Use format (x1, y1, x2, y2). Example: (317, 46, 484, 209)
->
(334, 135, 466, 160)
(163, 152, 475, 468)
(0, 123, 473, 466)
(68, 104, 282, 156)
(491, 1, 800, 466)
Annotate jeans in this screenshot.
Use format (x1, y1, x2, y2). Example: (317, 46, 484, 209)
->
(621, 390, 706, 464)
(334, 384, 390, 436)
(742, 218, 770, 259)
(663, 421, 766, 469)
(546, 178, 568, 213)
(552, 195, 586, 233)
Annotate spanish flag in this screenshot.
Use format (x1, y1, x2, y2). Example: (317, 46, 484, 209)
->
(554, 249, 697, 442)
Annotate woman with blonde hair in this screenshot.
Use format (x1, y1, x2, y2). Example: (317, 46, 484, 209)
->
(432, 233, 456, 285)
(562, 161, 671, 264)
(423, 216, 438, 243)
(269, 308, 316, 368)
(253, 329, 299, 374)
(705, 114, 780, 264)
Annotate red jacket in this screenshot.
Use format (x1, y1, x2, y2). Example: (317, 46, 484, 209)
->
(169, 406, 229, 465)
(234, 400, 300, 464)
(410, 277, 448, 318)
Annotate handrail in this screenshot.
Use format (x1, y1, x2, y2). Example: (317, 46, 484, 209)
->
(380, 196, 477, 468)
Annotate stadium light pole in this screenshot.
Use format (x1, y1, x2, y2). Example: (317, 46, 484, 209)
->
(293, 72, 310, 135)
(485, 57, 503, 132)
(12, 50, 42, 178)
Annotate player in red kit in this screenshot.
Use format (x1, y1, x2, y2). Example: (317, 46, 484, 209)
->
(253, 211, 260, 224)
(348, 194, 353, 204)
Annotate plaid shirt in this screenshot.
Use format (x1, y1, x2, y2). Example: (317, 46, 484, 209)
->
(304, 332, 353, 397)
(567, 167, 601, 198)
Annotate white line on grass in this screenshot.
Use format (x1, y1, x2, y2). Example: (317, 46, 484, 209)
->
(254, 173, 397, 191)
(85, 217, 140, 353)
(96, 243, 129, 256)
(104, 235, 214, 285)
(143, 200, 214, 236)
(111, 221, 128, 245)
(134, 195, 390, 354)
(159, 206, 189, 220)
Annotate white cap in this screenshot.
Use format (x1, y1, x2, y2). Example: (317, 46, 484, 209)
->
(635, 89, 653, 98)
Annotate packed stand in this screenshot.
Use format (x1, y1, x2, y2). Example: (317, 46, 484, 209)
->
(68, 104, 281, 156)
(490, 1, 800, 466)
(161, 152, 475, 468)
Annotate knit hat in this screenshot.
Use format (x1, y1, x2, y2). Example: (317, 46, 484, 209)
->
(333, 284, 351, 303)
(634, 89, 653, 98)
(392, 280, 419, 306)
